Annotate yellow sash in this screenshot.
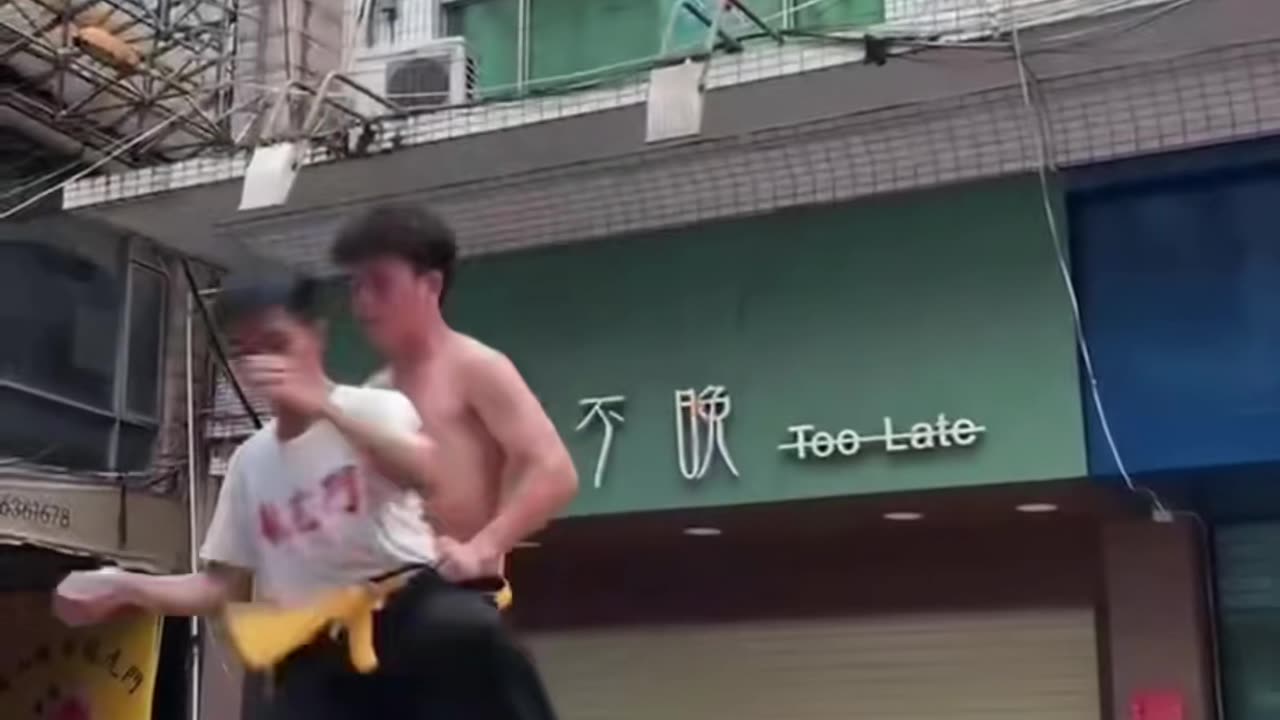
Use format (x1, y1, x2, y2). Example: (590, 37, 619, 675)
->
(223, 575, 513, 674)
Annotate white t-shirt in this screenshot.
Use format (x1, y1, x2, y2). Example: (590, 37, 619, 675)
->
(200, 385, 437, 604)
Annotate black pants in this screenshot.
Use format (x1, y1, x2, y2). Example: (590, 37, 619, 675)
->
(261, 569, 558, 720)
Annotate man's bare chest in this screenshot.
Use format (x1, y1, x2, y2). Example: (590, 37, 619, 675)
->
(410, 393, 489, 455)
(400, 369, 496, 458)
(412, 388, 466, 432)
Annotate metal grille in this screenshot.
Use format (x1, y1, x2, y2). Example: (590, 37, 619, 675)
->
(1217, 523, 1280, 612)
(206, 365, 270, 444)
(530, 610, 1100, 720)
(218, 32, 1280, 275)
(0, 0, 241, 162)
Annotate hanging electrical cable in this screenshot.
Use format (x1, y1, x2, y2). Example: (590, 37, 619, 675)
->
(180, 259, 263, 431)
(1007, 0, 1170, 515)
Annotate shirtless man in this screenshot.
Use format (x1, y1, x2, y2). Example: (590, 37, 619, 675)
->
(327, 203, 579, 582)
(230, 234, 577, 720)
(322, 202, 576, 716)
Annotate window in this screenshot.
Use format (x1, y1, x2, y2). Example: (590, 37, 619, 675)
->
(0, 387, 118, 469)
(0, 217, 169, 474)
(794, 0, 882, 29)
(0, 234, 122, 409)
(445, 0, 523, 97)
(449, 0, 884, 95)
(527, 0, 667, 88)
(125, 263, 167, 418)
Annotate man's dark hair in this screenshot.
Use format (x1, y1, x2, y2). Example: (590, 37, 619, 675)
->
(216, 271, 320, 329)
(331, 203, 458, 303)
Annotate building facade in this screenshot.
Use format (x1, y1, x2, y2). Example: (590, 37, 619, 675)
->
(0, 128, 217, 720)
(0, 204, 219, 720)
(1068, 136, 1280, 720)
(0, 211, 201, 562)
(43, 0, 1280, 718)
(197, 175, 1213, 720)
(0, 0, 235, 709)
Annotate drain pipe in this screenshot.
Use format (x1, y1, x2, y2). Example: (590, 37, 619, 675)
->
(180, 260, 263, 720)
(184, 289, 203, 720)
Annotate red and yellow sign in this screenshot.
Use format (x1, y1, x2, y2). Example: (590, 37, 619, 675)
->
(0, 593, 162, 720)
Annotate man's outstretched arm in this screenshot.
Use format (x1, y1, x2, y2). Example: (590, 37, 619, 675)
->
(142, 443, 254, 616)
(122, 562, 252, 616)
(55, 562, 252, 627)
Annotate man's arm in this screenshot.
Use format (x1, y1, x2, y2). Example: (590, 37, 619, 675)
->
(120, 438, 256, 617)
(320, 395, 439, 497)
(121, 562, 252, 616)
(55, 441, 258, 626)
(465, 348, 578, 557)
(55, 562, 252, 627)
(242, 356, 436, 496)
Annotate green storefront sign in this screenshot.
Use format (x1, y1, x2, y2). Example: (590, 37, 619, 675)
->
(327, 178, 1086, 516)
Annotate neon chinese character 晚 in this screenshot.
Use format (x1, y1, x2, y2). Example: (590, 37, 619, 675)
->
(674, 385, 740, 481)
(576, 395, 626, 488)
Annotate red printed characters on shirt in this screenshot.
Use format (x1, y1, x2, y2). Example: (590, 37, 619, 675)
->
(322, 466, 361, 514)
(289, 490, 321, 533)
(257, 465, 364, 544)
(258, 504, 291, 544)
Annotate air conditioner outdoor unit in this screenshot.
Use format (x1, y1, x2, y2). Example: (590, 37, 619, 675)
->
(350, 36, 472, 118)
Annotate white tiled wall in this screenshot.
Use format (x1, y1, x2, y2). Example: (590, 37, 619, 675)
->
(62, 0, 1167, 209)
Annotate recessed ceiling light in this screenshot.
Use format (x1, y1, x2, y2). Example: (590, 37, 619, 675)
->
(515, 541, 542, 549)
(683, 526, 722, 537)
(1016, 503, 1059, 514)
(883, 511, 924, 521)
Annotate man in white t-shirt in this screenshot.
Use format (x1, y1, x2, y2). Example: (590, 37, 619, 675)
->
(53, 273, 558, 720)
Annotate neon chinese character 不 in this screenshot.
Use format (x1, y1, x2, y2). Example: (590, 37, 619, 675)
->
(576, 395, 626, 488)
(674, 385, 740, 481)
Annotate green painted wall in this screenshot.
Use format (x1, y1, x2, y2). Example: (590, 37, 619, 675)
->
(327, 178, 1086, 516)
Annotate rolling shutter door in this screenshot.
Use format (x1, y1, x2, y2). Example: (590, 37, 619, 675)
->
(527, 608, 1100, 720)
(1216, 523, 1280, 720)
